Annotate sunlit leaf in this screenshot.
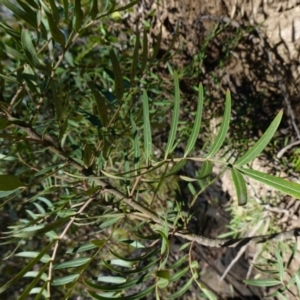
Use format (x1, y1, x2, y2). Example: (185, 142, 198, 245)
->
(142, 90, 152, 164)
(52, 274, 80, 286)
(54, 257, 91, 269)
(244, 279, 281, 287)
(207, 89, 231, 157)
(184, 84, 204, 156)
(237, 167, 300, 199)
(275, 249, 284, 282)
(165, 72, 180, 159)
(198, 160, 213, 179)
(21, 29, 47, 69)
(234, 110, 283, 167)
(87, 284, 154, 300)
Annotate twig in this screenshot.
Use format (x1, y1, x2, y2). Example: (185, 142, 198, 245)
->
(7, 117, 300, 248)
(277, 140, 300, 158)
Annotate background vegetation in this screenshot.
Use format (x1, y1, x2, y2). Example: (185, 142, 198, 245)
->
(1, 0, 300, 299)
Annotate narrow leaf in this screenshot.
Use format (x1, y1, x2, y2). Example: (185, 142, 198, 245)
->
(45, 12, 66, 46)
(237, 167, 300, 199)
(198, 160, 213, 179)
(130, 26, 140, 84)
(231, 168, 247, 206)
(151, 25, 162, 62)
(234, 110, 283, 166)
(97, 276, 126, 284)
(165, 72, 180, 159)
(142, 90, 152, 164)
(109, 49, 124, 101)
(275, 249, 284, 282)
(130, 114, 140, 172)
(90, 0, 99, 19)
(0, 243, 53, 293)
(0, 175, 24, 191)
(244, 279, 281, 287)
(54, 257, 91, 269)
(87, 285, 154, 300)
(207, 89, 231, 157)
(141, 28, 148, 73)
(167, 277, 194, 299)
(1, 0, 37, 28)
(184, 83, 204, 156)
(52, 274, 79, 286)
(86, 79, 108, 127)
(21, 29, 47, 69)
(166, 160, 187, 176)
(18, 264, 48, 300)
(74, 0, 83, 32)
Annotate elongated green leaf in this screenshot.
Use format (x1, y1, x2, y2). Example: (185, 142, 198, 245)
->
(167, 277, 194, 299)
(45, 11, 66, 46)
(275, 249, 284, 282)
(198, 160, 213, 179)
(62, 0, 68, 21)
(84, 274, 152, 292)
(0, 22, 21, 40)
(18, 264, 48, 300)
(142, 90, 152, 164)
(166, 159, 187, 176)
(109, 49, 124, 101)
(52, 274, 80, 286)
(86, 79, 108, 127)
(130, 114, 140, 172)
(90, 0, 99, 19)
(0, 243, 53, 293)
(151, 25, 162, 62)
(0, 175, 24, 191)
(130, 26, 140, 84)
(244, 279, 281, 287)
(54, 257, 91, 269)
(66, 242, 98, 254)
(237, 167, 300, 199)
(48, 0, 59, 22)
(1, 0, 37, 28)
(87, 285, 154, 300)
(207, 89, 231, 158)
(97, 276, 126, 284)
(165, 72, 180, 159)
(15, 251, 50, 263)
(3, 44, 26, 61)
(231, 168, 247, 206)
(141, 28, 148, 73)
(21, 29, 47, 69)
(74, 0, 83, 32)
(234, 110, 283, 167)
(184, 84, 204, 156)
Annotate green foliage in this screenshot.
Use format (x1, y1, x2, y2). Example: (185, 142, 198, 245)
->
(0, 1, 300, 299)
